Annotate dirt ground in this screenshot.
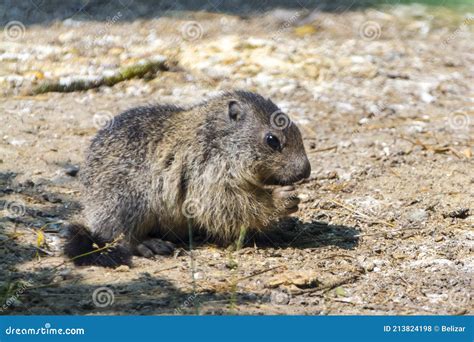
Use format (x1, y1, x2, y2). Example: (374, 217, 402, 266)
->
(0, 1, 473, 315)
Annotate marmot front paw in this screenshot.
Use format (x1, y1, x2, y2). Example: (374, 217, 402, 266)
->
(134, 238, 175, 258)
(272, 185, 301, 216)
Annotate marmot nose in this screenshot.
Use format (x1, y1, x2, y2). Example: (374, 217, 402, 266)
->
(297, 158, 311, 181)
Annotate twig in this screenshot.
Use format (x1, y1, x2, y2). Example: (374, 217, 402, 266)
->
(353, 226, 427, 239)
(69, 236, 123, 262)
(31, 59, 169, 95)
(399, 135, 463, 159)
(236, 265, 284, 282)
(293, 272, 362, 296)
(309, 145, 338, 153)
(155, 266, 179, 274)
(328, 199, 396, 228)
(331, 298, 358, 304)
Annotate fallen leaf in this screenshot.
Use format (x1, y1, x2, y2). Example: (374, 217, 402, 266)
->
(294, 25, 317, 36)
(462, 148, 472, 159)
(268, 271, 320, 289)
(335, 286, 347, 297)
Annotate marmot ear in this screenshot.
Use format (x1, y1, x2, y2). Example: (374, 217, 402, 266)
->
(228, 100, 245, 121)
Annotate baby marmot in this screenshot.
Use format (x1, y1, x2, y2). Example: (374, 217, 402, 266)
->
(65, 91, 311, 267)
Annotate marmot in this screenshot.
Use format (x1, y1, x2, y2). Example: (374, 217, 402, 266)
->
(65, 91, 311, 267)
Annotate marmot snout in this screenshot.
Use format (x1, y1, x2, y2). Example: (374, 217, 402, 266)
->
(65, 91, 311, 267)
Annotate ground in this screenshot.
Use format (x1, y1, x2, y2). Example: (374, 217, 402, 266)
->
(0, 1, 473, 315)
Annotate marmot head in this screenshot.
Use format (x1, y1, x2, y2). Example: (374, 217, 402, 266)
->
(202, 91, 311, 186)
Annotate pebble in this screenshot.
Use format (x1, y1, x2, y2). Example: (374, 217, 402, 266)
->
(193, 272, 204, 280)
(363, 262, 375, 272)
(407, 209, 428, 223)
(9, 139, 27, 146)
(42, 193, 62, 203)
(115, 265, 130, 272)
(420, 92, 435, 103)
(443, 208, 469, 219)
(58, 268, 72, 278)
(65, 165, 79, 177)
(270, 289, 291, 305)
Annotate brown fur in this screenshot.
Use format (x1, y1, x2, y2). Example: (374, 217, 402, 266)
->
(65, 91, 310, 266)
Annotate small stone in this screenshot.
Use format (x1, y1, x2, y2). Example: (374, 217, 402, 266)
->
(443, 208, 469, 219)
(392, 252, 406, 259)
(280, 83, 296, 94)
(407, 209, 428, 222)
(363, 262, 375, 272)
(58, 269, 71, 278)
(79, 300, 94, 310)
(115, 265, 130, 272)
(193, 272, 204, 280)
(9, 139, 27, 146)
(23, 180, 35, 187)
(420, 92, 435, 103)
(52, 275, 63, 283)
(65, 165, 79, 177)
(42, 193, 62, 203)
(270, 289, 290, 305)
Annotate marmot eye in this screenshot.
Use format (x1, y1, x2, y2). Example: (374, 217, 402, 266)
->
(265, 133, 281, 151)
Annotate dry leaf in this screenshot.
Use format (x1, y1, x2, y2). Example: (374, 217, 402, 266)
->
(294, 25, 316, 36)
(462, 148, 472, 159)
(268, 271, 320, 289)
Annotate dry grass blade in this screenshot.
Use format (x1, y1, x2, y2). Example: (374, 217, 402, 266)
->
(399, 135, 464, 159)
(328, 199, 396, 228)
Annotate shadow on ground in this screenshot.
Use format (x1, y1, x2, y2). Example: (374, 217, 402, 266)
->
(253, 218, 359, 250)
(1, 169, 357, 315)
